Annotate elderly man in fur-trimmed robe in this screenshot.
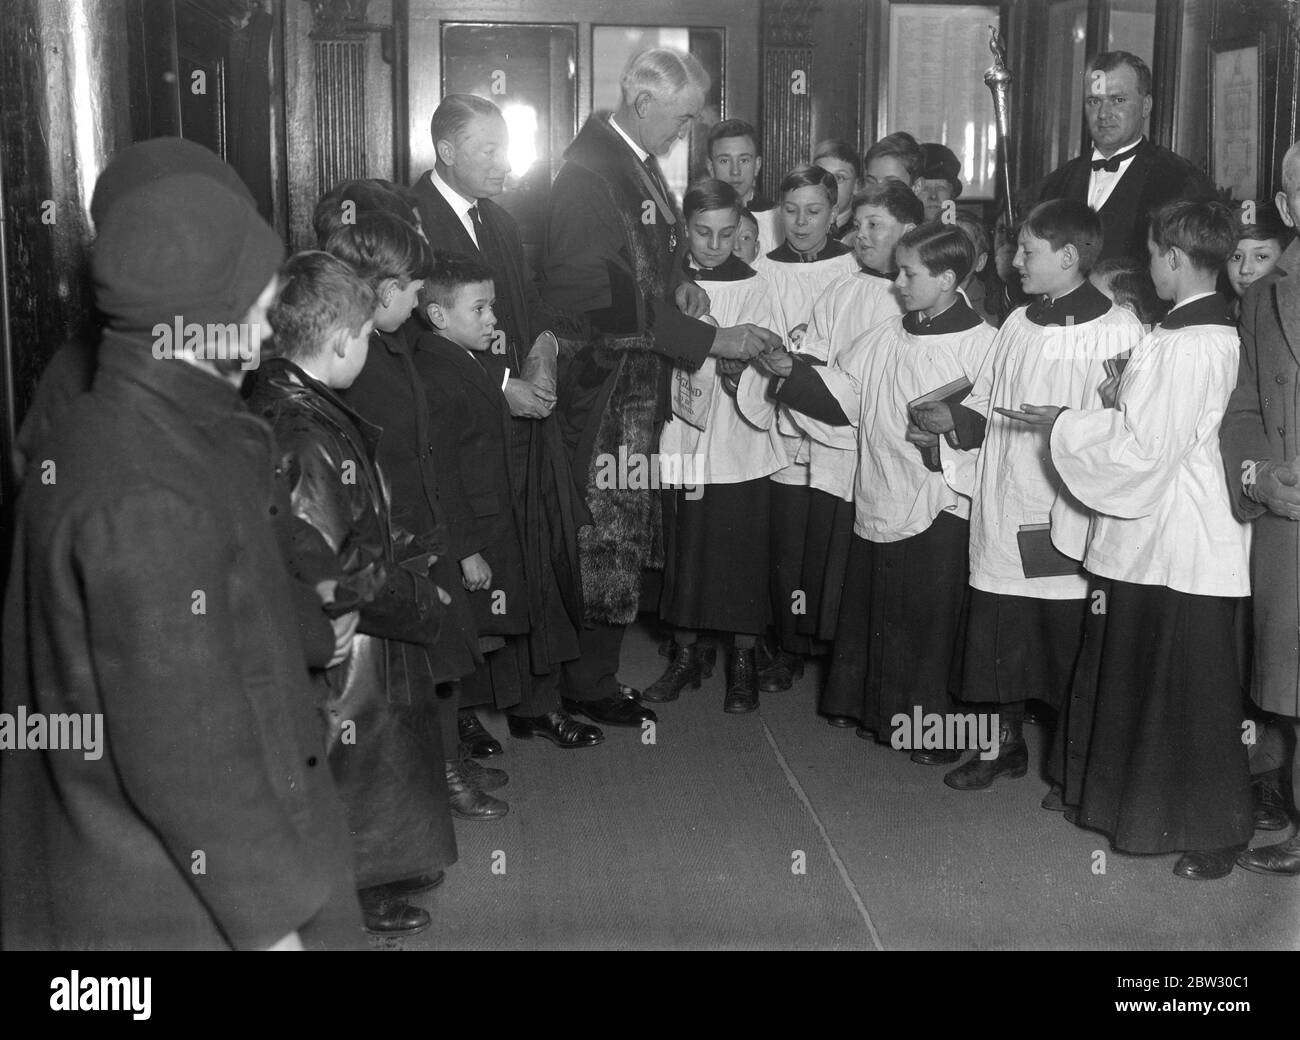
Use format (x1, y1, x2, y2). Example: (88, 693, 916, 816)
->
(540, 47, 780, 727)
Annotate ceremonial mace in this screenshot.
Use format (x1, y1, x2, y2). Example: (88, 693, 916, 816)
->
(984, 26, 1015, 230)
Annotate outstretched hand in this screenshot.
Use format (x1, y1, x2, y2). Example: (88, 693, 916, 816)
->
(994, 403, 1063, 426)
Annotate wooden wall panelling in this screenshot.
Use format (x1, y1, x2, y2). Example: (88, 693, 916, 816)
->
(761, 0, 819, 191)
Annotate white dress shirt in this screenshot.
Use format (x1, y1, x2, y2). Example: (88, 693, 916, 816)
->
(1087, 138, 1142, 211)
(609, 116, 649, 163)
(430, 166, 479, 249)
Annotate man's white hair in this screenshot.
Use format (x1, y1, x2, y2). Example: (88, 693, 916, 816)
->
(1283, 140, 1300, 194)
(619, 48, 710, 105)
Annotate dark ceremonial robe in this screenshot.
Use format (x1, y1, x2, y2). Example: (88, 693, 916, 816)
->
(1036, 137, 1214, 264)
(1221, 238, 1300, 717)
(411, 171, 588, 666)
(540, 112, 717, 625)
(2, 341, 363, 950)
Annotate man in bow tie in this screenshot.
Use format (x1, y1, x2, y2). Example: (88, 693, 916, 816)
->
(1037, 50, 1213, 264)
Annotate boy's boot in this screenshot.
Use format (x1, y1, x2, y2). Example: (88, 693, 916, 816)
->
(1252, 768, 1290, 831)
(723, 645, 759, 714)
(943, 716, 1028, 791)
(642, 642, 706, 703)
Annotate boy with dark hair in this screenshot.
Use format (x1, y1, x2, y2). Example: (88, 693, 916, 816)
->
(733, 207, 761, 264)
(915, 142, 964, 222)
(913, 198, 1144, 791)
(1026, 199, 1253, 879)
(1226, 202, 1292, 320)
(708, 118, 780, 254)
(767, 223, 997, 747)
(412, 251, 604, 753)
(248, 250, 458, 934)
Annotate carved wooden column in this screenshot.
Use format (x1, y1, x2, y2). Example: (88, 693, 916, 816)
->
(307, 0, 372, 198)
(761, 0, 820, 195)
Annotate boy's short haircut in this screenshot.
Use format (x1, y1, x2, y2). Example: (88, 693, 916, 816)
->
(683, 178, 741, 221)
(1091, 257, 1167, 325)
(850, 181, 925, 227)
(419, 249, 495, 310)
(812, 138, 862, 181)
(267, 251, 377, 364)
(314, 178, 420, 247)
(779, 163, 840, 208)
(1236, 200, 1293, 247)
(737, 207, 758, 231)
(920, 142, 964, 197)
(708, 118, 760, 155)
(954, 212, 991, 259)
(1148, 198, 1238, 273)
(1023, 198, 1104, 273)
(325, 210, 434, 289)
(863, 131, 925, 183)
(897, 222, 976, 284)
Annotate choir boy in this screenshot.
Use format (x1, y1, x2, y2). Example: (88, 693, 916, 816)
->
(734, 208, 761, 264)
(708, 119, 781, 255)
(768, 224, 997, 751)
(813, 139, 864, 243)
(646, 181, 785, 711)
(1025, 200, 1253, 879)
(743, 165, 856, 691)
(863, 131, 925, 189)
(915, 199, 1144, 789)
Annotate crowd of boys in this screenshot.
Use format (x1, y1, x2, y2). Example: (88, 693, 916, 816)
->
(2, 45, 1298, 950)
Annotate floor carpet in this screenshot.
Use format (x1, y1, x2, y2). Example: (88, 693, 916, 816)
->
(386, 620, 1300, 951)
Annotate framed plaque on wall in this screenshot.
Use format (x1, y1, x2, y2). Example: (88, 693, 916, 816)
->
(1208, 34, 1265, 203)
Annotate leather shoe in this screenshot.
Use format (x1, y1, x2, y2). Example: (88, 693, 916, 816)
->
(455, 751, 508, 791)
(1236, 833, 1300, 876)
(1251, 769, 1291, 831)
(358, 885, 432, 936)
(562, 689, 657, 728)
(508, 709, 604, 748)
(643, 642, 705, 703)
(943, 726, 1028, 790)
(723, 646, 759, 713)
(1173, 846, 1242, 881)
(445, 761, 509, 820)
(824, 714, 857, 728)
(1041, 784, 1067, 812)
(757, 642, 804, 692)
(910, 747, 961, 765)
(385, 871, 446, 895)
(458, 710, 503, 758)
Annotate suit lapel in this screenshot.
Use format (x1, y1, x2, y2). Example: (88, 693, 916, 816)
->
(1274, 246, 1300, 368)
(413, 172, 481, 258)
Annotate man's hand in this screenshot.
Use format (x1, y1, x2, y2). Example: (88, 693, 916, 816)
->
(267, 931, 304, 951)
(1250, 460, 1300, 520)
(911, 401, 955, 435)
(753, 348, 794, 378)
(711, 324, 783, 360)
(676, 281, 711, 318)
(1098, 374, 1120, 410)
(460, 552, 493, 591)
(995, 403, 1063, 426)
(504, 377, 555, 419)
(715, 356, 747, 375)
(905, 422, 940, 448)
(327, 611, 359, 668)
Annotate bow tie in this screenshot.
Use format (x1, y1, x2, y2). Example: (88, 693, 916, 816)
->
(1091, 144, 1140, 173)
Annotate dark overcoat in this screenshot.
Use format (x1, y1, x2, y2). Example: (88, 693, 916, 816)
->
(1221, 238, 1300, 718)
(1, 341, 363, 950)
(539, 112, 716, 625)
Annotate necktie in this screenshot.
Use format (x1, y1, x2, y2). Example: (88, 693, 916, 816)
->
(467, 203, 485, 247)
(644, 154, 670, 204)
(1091, 143, 1140, 173)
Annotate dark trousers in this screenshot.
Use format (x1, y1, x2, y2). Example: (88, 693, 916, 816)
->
(508, 672, 563, 716)
(562, 623, 626, 701)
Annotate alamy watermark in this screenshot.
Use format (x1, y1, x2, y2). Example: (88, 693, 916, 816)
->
(890, 708, 1001, 760)
(0, 707, 103, 760)
(152, 317, 263, 371)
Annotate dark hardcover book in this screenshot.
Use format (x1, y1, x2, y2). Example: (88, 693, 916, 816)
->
(908, 376, 974, 471)
(1016, 523, 1083, 579)
(1102, 355, 1129, 380)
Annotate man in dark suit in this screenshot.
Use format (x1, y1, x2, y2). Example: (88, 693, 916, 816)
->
(1037, 50, 1214, 264)
(411, 95, 606, 748)
(1220, 139, 1300, 877)
(538, 48, 780, 726)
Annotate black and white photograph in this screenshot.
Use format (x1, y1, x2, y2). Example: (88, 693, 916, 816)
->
(2, 0, 1300, 981)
